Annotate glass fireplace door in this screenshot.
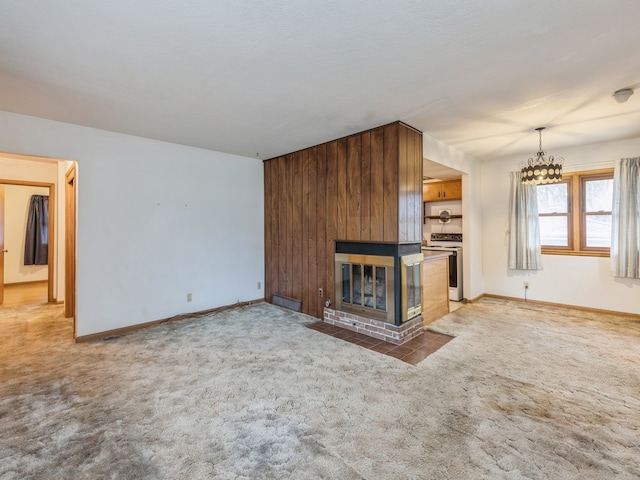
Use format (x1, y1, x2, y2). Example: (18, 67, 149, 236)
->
(401, 253, 423, 321)
(335, 253, 395, 323)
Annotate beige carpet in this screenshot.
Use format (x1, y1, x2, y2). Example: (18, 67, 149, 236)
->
(1, 299, 639, 479)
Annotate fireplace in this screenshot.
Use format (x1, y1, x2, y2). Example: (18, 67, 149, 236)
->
(334, 242, 422, 326)
(335, 252, 395, 322)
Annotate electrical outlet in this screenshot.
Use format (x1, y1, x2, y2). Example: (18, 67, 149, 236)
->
(257, 281, 261, 290)
(187, 293, 192, 302)
(319, 288, 323, 298)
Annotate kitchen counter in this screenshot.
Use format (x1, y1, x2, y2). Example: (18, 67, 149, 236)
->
(421, 249, 452, 260)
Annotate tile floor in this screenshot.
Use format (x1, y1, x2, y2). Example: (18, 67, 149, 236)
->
(306, 321, 454, 365)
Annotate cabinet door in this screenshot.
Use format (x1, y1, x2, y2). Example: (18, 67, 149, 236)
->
(422, 183, 442, 202)
(441, 179, 462, 200)
(422, 257, 450, 325)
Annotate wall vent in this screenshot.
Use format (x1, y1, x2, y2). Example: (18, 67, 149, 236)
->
(272, 294, 302, 312)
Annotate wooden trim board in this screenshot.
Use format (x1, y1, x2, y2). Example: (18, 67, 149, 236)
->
(481, 294, 640, 320)
(3, 280, 49, 287)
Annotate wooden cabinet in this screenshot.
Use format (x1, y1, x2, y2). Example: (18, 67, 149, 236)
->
(422, 182, 442, 202)
(423, 179, 462, 202)
(421, 253, 450, 325)
(442, 180, 462, 200)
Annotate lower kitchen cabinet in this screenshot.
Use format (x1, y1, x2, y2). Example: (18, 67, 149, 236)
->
(421, 253, 450, 325)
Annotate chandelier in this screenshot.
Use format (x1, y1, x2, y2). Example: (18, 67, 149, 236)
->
(520, 127, 563, 184)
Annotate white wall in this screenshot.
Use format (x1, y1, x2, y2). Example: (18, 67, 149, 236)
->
(423, 134, 474, 174)
(463, 166, 484, 302)
(1, 184, 50, 283)
(423, 133, 484, 301)
(423, 198, 462, 242)
(481, 137, 640, 315)
(0, 110, 264, 337)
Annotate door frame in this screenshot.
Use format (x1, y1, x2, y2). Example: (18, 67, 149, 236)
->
(65, 164, 76, 327)
(0, 179, 55, 303)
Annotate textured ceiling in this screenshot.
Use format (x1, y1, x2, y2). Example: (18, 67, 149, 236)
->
(1, 1, 639, 164)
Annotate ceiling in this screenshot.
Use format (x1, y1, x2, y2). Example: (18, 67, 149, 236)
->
(1, 1, 639, 166)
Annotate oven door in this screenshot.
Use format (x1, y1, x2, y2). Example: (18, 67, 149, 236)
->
(447, 251, 457, 289)
(447, 250, 463, 301)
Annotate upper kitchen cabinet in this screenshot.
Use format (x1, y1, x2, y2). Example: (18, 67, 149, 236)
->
(423, 179, 462, 202)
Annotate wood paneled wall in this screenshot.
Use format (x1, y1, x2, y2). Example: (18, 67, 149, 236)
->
(264, 121, 423, 319)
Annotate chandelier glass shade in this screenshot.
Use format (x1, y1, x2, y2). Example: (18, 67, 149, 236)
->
(520, 127, 563, 184)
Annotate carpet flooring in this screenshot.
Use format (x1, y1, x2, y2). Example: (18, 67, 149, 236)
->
(1, 299, 639, 479)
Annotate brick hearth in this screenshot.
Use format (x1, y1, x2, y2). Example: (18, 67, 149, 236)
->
(323, 308, 424, 345)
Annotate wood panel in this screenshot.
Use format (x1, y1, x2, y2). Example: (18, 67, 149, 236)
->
(370, 128, 384, 240)
(360, 131, 371, 241)
(325, 141, 338, 316)
(277, 157, 287, 300)
(264, 121, 423, 319)
(292, 151, 303, 303)
(383, 123, 399, 242)
(307, 148, 318, 316)
(286, 154, 295, 299)
(412, 129, 424, 242)
(315, 145, 327, 319)
(408, 129, 417, 241)
(346, 134, 361, 240)
(397, 125, 423, 244)
(301, 149, 310, 317)
(269, 159, 280, 300)
(398, 124, 409, 242)
(336, 138, 348, 241)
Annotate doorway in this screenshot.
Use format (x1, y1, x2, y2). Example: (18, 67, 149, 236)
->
(0, 181, 55, 307)
(0, 153, 77, 338)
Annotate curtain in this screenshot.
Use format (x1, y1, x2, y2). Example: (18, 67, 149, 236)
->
(24, 195, 49, 266)
(508, 171, 542, 270)
(611, 157, 640, 278)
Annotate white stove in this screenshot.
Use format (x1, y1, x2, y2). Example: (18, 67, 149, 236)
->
(422, 233, 463, 301)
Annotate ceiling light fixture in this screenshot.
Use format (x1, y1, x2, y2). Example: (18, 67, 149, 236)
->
(520, 127, 563, 185)
(612, 88, 634, 103)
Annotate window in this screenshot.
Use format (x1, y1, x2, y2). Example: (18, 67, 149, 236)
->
(538, 180, 571, 248)
(537, 169, 613, 256)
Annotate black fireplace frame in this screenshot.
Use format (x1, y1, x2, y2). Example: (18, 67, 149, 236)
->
(334, 241, 422, 326)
